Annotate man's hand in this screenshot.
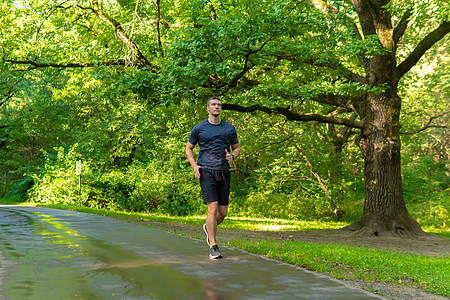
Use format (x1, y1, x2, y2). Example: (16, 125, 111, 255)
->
(193, 165, 201, 179)
(225, 149, 233, 164)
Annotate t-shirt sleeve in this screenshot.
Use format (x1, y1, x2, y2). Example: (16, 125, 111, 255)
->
(188, 126, 198, 145)
(230, 126, 239, 145)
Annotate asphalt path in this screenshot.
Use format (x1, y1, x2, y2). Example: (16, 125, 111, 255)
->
(0, 205, 385, 299)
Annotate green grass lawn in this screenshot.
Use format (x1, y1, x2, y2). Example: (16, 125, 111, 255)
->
(2, 200, 449, 297)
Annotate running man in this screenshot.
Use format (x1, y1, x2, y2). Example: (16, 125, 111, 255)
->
(185, 96, 240, 259)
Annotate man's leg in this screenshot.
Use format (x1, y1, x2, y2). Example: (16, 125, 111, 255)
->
(206, 202, 219, 247)
(214, 170, 229, 229)
(206, 203, 228, 247)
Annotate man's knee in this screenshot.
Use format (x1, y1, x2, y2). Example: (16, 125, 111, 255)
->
(207, 202, 219, 215)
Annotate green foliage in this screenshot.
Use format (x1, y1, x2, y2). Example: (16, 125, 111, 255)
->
(399, 37, 449, 229)
(160, 185, 199, 216)
(3, 176, 34, 201)
(28, 145, 82, 205)
(0, 0, 448, 230)
(26, 143, 204, 216)
(224, 110, 367, 221)
(408, 190, 449, 230)
(402, 153, 449, 202)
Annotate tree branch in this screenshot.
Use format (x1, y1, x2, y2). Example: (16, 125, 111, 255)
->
(79, 0, 158, 72)
(397, 21, 450, 80)
(393, 9, 412, 47)
(16, 1, 159, 72)
(400, 125, 447, 135)
(222, 103, 364, 128)
(1, 84, 16, 107)
(4, 59, 129, 69)
(156, 0, 164, 58)
(400, 110, 450, 135)
(350, 0, 377, 37)
(223, 37, 272, 92)
(224, 55, 253, 92)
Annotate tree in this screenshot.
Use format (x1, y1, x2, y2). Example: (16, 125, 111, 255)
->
(1, 0, 448, 235)
(248, 1, 447, 235)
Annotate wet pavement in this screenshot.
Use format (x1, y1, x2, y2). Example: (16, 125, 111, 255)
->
(0, 205, 385, 299)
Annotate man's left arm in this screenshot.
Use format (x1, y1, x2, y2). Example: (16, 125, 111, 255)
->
(226, 143, 240, 163)
(231, 143, 240, 159)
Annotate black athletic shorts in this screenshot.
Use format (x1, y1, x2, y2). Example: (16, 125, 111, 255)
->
(199, 168, 231, 206)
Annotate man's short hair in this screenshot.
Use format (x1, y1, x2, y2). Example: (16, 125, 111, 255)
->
(207, 96, 221, 106)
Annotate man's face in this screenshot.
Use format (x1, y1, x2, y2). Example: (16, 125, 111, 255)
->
(207, 99, 222, 116)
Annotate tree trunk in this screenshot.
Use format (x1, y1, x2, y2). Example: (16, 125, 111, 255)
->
(346, 91, 424, 236)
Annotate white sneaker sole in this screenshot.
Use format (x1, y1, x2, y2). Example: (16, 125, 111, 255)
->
(209, 254, 222, 259)
(203, 224, 210, 246)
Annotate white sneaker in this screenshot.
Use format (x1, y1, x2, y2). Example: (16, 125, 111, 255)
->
(203, 224, 210, 246)
(209, 245, 222, 259)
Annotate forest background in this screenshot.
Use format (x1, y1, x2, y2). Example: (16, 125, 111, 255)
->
(0, 0, 448, 232)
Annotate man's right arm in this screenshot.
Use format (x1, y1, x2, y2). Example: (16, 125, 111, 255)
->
(185, 142, 201, 179)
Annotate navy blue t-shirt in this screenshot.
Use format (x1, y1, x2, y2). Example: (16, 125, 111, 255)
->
(188, 119, 239, 170)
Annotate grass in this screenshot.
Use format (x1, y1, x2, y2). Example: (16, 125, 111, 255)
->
(2, 199, 449, 297)
(34, 203, 448, 236)
(228, 239, 449, 296)
(9, 201, 348, 231)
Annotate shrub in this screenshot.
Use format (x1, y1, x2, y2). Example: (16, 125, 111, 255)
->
(27, 145, 83, 205)
(27, 145, 205, 215)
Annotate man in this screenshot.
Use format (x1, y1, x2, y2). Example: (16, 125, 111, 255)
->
(185, 96, 240, 259)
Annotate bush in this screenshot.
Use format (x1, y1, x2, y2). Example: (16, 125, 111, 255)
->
(26, 145, 205, 215)
(27, 145, 82, 205)
(158, 186, 193, 216)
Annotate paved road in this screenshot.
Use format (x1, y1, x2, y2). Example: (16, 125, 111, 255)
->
(0, 205, 385, 299)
